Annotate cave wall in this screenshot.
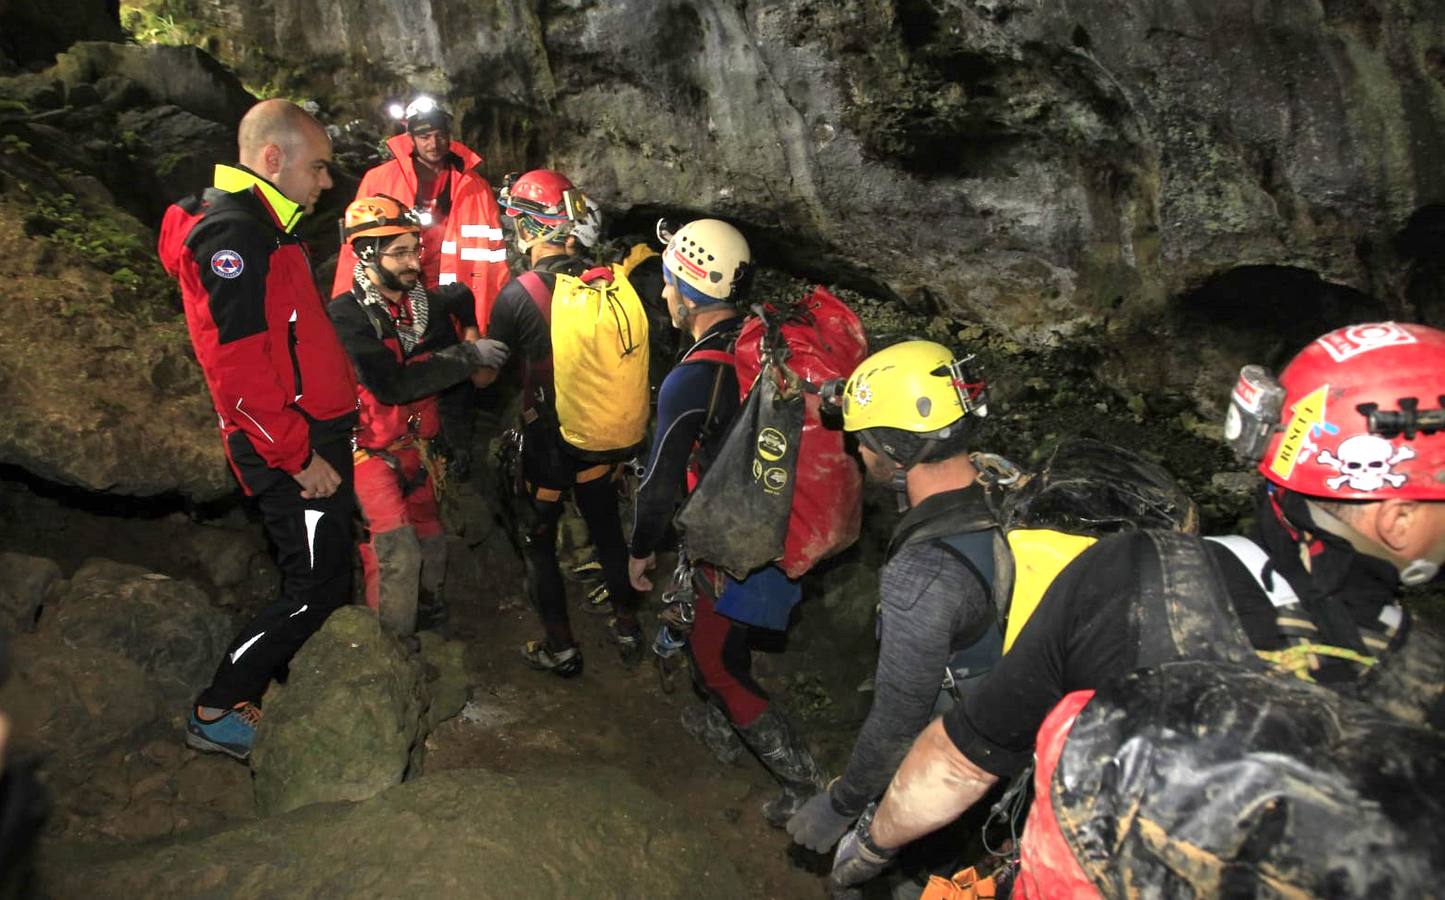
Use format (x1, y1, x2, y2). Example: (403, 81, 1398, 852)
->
(161, 0, 1444, 352)
(1, 0, 1442, 500)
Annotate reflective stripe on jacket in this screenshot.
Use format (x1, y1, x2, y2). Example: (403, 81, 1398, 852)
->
(159, 164, 357, 492)
(330, 134, 508, 329)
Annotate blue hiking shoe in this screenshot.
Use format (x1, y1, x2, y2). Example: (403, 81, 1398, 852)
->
(186, 702, 261, 762)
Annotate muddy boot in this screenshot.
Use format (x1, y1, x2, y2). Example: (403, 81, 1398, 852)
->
(373, 527, 422, 636)
(680, 703, 746, 766)
(738, 706, 827, 827)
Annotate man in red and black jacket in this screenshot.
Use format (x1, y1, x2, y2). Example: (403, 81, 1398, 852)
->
(158, 99, 357, 763)
(329, 196, 508, 636)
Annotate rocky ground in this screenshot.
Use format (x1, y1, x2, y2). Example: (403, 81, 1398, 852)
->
(0, 273, 1288, 899)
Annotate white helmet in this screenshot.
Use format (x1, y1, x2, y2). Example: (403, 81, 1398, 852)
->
(571, 196, 603, 249)
(662, 219, 751, 301)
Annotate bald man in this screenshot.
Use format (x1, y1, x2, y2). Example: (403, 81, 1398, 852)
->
(159, 99, 358, 762)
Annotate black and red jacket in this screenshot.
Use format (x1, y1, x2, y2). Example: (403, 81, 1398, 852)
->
(327, 278, 478, 451)
(159, 165, 357, 494)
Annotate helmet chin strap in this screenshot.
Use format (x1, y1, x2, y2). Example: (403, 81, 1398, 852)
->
(891, 469, 910, 513)
(1304, 499, 1442, 587)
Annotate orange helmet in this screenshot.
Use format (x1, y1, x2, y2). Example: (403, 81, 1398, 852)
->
(341, 195, 421, 245)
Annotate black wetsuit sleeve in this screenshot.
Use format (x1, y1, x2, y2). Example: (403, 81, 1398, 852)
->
(435, 282, 478, 333)
(941, 531, 1154, 778)
(486, 277, 553, 362)
(629, 362, 717, 558)
(832, 542, 992, 816)
(328, 295, 476, 405)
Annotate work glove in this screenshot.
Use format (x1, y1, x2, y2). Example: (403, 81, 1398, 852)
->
(464, 338, 509, 369)
(787, 787, 857, 853)
(830, 804, 895, 898)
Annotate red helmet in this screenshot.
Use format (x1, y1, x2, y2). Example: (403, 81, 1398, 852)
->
(1251, 322, 1445, 500)
(498, 169, 585, 224)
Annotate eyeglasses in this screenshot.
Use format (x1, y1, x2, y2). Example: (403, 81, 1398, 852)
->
(379, 246, 423, 262)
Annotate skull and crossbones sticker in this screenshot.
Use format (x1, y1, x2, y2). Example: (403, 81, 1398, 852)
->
(1315, 435, 1415, 492)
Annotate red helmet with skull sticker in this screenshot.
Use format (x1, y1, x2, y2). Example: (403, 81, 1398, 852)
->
(1248, 322, 1445, 500)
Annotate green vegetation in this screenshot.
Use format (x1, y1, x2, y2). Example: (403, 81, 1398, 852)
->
(18, 182, 179, 323)
(120, 1, 203, 47)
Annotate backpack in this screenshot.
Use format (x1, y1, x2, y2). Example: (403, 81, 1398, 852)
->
(988, 438, 1199, 651)
(1019, 662, 1445, 898)
(886, 439, 1198, 697)
(676, 285, 869, 579)
(518, 264, 650, 459)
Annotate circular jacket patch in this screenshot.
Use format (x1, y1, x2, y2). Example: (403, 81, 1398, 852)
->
(210, 249, 244, 279)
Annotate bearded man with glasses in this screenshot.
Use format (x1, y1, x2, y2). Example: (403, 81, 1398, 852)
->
(329, 195, 510, 635)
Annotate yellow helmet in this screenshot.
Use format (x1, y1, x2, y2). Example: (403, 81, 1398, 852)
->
(843, 340, 987, 466)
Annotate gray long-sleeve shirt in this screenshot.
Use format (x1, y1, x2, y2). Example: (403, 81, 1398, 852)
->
(831, 532, 995, 816)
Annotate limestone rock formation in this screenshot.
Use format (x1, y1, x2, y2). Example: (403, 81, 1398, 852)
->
(169, 0, 1443, 365)
(251, 607, 429, 817)
(0, 551, 61, 634)
(47, 558, 234, 708)
(44, 766, 747, 898)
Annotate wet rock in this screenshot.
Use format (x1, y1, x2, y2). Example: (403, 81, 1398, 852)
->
(51, 42, 252, 126)
(185, 0, 1443, 397)
(417, 631, 469, 730)
(44, 766, 747, 898)
(0, 192, 230, 501)
(0, 552, 62, 634)
(46, 559, 233, 708)
(175, 522, 274, 594)
(115, 105, 234, 204)
(0, 637, 161, 774)
(251, 607, 428, 817)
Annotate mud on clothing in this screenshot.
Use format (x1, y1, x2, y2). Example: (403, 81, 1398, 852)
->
(488, 254, 639, 646)
(331, 133, 508, 327)
(628, 316, 801, 723)
(328, 277, 479, 619)
(830, 485, 999, 818)
(941, 487, 1425, 779)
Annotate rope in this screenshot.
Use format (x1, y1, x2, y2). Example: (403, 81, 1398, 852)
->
(1256, 643, 1378, 683)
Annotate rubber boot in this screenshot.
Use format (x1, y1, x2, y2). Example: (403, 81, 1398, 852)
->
(373, 526, 422, 636)
(737, 706, 828, 827)
(417, 533, 449, 630)
(679, 703, 746, 766)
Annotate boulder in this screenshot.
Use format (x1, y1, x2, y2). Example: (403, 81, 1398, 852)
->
(50, 42, 253, 126)
(115, 105, 233, 204)
(174, 521, 274, 593)
(251, 607, 428, 817)
(0, 551, 62, 634)
(43, 766, 747, 898)
(417, 631, 469, 731)
(46, 559, 234, 708)
(0, 637, 162, 773)
(0, 191, 231, 501)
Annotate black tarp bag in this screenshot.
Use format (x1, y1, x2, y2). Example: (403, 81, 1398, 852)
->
(675, 362, 802, 578)
(996, 437, 1199, 535)
(1052, 661, 1445, 897)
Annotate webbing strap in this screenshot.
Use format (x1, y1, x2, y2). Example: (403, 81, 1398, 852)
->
(518, 270, 551, 322)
